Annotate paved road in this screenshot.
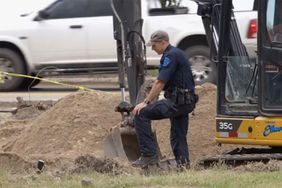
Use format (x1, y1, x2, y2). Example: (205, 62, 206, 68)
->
(0, 74, 156, 102)
(0, 91, 73, 102)
(0, 77, 121, 102)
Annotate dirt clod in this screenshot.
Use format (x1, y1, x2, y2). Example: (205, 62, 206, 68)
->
(13, 98, 54, 120)
(72, 154, 123, 175)
(81, 178, 93, 187)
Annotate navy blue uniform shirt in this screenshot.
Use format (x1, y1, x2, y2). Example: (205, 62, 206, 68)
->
(158, 45, 195, 91)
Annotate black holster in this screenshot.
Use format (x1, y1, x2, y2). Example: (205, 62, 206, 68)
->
(165, 88, 199, 106)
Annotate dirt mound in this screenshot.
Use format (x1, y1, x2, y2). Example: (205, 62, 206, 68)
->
(12, 97, 54, 120)
(0, 114, 12, 125)
(4, 91, 121, 160)
(0, 83, 236, 173)
(0, 152, 33, 174)
(13, 105, 49, 120)
(71, 154, 128, 175)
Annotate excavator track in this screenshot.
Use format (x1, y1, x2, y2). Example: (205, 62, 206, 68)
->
(200, 147, 282, 167)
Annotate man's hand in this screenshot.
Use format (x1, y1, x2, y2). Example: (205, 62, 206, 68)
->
(133, 79, 165, 116)
(133, 102, 147, 115)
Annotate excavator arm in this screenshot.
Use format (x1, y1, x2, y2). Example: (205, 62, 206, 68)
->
(103, 0, 162, 162)
(112, 0, 146, 104)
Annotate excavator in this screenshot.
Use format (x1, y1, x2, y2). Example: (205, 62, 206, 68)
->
(103, 0, 162, 163)
(195, 0, 282, 165)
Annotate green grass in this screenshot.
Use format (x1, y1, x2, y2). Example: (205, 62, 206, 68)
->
(1, 168, 282, 188)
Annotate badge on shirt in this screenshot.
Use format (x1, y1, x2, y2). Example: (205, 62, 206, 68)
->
(162, 57, 170, 67)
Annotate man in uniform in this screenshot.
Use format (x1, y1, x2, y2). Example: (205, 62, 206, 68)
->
(132, 30, 197, 168)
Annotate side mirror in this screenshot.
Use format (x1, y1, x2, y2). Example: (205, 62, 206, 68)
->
(34, 10, 50, 21)
(253, 0, 258, 11)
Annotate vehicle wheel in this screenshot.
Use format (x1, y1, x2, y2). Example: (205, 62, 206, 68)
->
(21, 75, 41, 89)
(184, 45, 217, 85)
(0, 48, 26, 91)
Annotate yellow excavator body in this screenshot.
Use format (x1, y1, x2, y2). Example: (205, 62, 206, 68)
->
(216, 116, 282, 146)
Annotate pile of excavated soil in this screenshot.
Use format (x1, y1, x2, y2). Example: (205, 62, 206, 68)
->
(0, 91, 122, 173)
(0, 152, 33, 174)
(2, 91, 121, 156)
(0, 83, 237, 173)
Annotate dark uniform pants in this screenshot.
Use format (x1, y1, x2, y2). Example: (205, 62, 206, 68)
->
(134, 99, 194, 164)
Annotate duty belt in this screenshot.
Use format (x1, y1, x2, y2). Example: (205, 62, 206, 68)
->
(164, 87, 198, 105)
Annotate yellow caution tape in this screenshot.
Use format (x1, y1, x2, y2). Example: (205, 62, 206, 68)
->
(0, 71, 96, 92)
(0, 72, 4, 84)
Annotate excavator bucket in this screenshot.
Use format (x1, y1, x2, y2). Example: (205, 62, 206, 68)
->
(104, 80, 161, 162)
(103, 125, 161, 162)
(104, 126, 139, 161)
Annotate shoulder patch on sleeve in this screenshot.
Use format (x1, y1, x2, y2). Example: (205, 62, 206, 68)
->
(162, 57, 171, 67)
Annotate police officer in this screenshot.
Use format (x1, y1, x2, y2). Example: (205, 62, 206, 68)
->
(132, 30, 196, 168)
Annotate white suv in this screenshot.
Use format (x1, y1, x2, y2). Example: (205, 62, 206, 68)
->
(0, 0, 257, 91)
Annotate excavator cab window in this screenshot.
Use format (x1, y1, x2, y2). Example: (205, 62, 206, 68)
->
(196, 0, 282, 116)
(259, 0, 282, 115)
(214, 0, 258, 116)
(225, 56, 258, 103)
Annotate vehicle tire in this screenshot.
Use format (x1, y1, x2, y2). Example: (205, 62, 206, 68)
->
(184, 45, 217, 85)
(21, 75, 41, 89)
(0, 48, 26, 91)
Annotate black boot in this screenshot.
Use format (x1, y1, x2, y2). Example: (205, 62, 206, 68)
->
(177, 161, 190, 170)
(132, 155, 159, 168)
(176, 157, 190, 170)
